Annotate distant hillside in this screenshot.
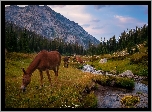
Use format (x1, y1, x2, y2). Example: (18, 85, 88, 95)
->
(5, 5, 100, 49)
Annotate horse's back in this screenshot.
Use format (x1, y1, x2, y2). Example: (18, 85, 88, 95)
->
(48, 51, 61, 66)
(36, 50, 61, 70)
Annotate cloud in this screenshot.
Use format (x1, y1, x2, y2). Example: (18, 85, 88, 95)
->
(94, 5, 110, 10)
(48, 5, 93, 25)
(50, 5, 66, 8)
(91, 19, 100, 22)
(113, 15, 146, 27)
(114, 15, 135, 23)
(94, 5, 107, 10)
(49, 5, 147, 41)
(81, 24, 90, 28)
(92, 26, 104, 29)
(5, 5, 147, 42)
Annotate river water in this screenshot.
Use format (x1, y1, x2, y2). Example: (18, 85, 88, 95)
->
(81, 64, 148, 108)
(94, 82, 148, 108)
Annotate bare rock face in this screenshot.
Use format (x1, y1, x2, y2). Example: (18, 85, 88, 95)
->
(5, 5, 100, 49)
(99, 58, 107, 64)
(118, 70, 134, 78)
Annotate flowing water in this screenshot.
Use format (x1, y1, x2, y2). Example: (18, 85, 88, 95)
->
(81, 64, 148, 108)
(94, 82, 148, 108)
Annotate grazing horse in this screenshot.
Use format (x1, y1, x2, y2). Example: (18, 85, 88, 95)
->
(73, 55, 83, 63)
(21, 50, 61, 92)
(63, 56, 70, 68)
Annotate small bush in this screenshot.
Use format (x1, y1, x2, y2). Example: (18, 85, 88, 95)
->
(115, 77, 135, 89)
(130, 53, 148, 65)
(121, 95, 140, 108)
(138, 68, 148, 77)
(92, 75, 135, 89)
(77, 65, 84, 69)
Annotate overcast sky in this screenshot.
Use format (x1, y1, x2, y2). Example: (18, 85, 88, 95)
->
(5, 5, 148, 41)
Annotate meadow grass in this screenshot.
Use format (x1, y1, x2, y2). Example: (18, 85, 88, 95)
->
(86, 43, 148, 77)
(87, 53, 148, 76)
(5, 52, 135, 108)
(5, 52, 98, 108)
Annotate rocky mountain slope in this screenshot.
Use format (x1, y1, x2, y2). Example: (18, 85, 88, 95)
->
(5, 5, 100, 49)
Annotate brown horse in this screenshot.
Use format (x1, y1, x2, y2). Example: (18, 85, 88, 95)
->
(63, 56, 70, 68)
(73, 55, 83, 63)
(21, 50, 61, 92)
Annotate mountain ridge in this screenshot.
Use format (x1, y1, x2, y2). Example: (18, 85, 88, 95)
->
(5, 5, 100, 49)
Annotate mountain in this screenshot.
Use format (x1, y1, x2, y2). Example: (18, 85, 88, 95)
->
(5, 5, 100, 49)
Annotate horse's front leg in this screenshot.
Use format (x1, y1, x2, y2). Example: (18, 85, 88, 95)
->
(46, 69, 52, 86)
(39, 70, 43, 88)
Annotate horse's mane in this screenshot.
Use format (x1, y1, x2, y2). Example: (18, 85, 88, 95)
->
(26, 50, 47, 74)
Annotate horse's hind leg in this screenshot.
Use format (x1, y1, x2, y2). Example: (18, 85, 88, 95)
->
(39, 70, 43, 88)
(53, 66, 59, 83)
(46, 69, 52, 86)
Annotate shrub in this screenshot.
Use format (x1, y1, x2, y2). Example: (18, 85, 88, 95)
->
(138, 68, 148, 77)
(115, 77, 135, 89)
(92, 75, 135, 89)
(121, 95, 140, 108)
(130, 53, 148, 65)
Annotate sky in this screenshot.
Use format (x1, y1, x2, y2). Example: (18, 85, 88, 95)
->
(5, 5, 148, 42)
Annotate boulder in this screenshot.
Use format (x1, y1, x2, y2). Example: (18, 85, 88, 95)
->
(99, 58, 107, 63)
(118, 70, 134, 78)
(82, 64, 95, 73)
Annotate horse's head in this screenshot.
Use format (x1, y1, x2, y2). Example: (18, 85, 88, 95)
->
(21, 68, 31, 92)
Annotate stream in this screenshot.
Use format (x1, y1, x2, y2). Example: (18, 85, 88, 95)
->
(81, 64, 148, 108)
(94, 82, 148, 108)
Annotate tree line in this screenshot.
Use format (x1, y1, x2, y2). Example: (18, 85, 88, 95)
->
(5, 20, 148, 56)
(87, 24, 148, 55)
(5, 21, 86, 55)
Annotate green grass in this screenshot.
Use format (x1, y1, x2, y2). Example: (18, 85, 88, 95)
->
(5, 52, 98, 108)
(92, 75, 135, 89)
(85, 43, 148, 77)
(5, 52, 136, 108)
(5, 42, 148, 108)
(86, 53, 148, 76)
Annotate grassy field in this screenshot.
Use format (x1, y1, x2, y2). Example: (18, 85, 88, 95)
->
(5, 51, 142, 108)
(86, 44, 148, 77)
(5, 52, 98, 108)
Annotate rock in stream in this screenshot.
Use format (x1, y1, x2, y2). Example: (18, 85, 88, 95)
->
(81, 64, 148, 108)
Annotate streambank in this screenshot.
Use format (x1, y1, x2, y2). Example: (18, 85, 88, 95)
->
(94, 82, 148, 108)
(81, 64, 148, 108)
